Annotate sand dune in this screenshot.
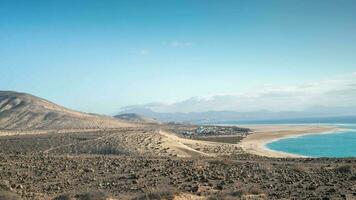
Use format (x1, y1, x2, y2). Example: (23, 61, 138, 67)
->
(0, 91, 134, 130)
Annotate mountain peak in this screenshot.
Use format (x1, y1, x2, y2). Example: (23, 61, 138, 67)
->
(0, 91, 133, 130)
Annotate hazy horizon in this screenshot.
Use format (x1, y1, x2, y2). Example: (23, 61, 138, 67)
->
(1, 0, 356, 114)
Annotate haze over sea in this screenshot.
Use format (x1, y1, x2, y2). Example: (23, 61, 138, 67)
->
(227, 116, 356, 158)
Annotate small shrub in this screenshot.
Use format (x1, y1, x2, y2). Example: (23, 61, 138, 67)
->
(133, 189, 177, 200)
(0, 191, 22, 200)
(53, 193, 74, 200)
(207, 195, 223, 200)
(192, 159, 209, 171)
(335, 165, 353, 174)
(293, 164, 307, 173)
(92, 146, 126, 155)
(350, 175, 356, 181)
(233, 184, 264, 196)
(76, 191, 112, 200)
(248, 186, 264, 195)
(229, 190, 245, 197)
(207, 192, 242, 200)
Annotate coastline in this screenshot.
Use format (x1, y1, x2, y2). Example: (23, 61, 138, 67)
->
(239, 125, 340, 158)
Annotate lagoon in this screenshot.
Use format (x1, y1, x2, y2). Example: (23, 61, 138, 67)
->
(266, 126, 356, 157)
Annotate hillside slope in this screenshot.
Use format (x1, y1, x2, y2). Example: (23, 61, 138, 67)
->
(0, 91, 133, 130)
(114, 113, 159, 124)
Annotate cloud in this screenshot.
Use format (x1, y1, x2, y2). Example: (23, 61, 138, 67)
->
(123, 73, 356, 113)
(169, 41, 193, 48)
(139, 49, 150, 55)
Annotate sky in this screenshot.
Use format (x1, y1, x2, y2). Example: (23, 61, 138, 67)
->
(1, 0, 356, 114)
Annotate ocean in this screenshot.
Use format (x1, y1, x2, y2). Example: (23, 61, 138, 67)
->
(214, 116, 356, 158)
(266, 125, 356, 158)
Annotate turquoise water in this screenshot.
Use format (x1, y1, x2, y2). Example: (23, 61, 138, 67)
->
(266, 125, 356, 158)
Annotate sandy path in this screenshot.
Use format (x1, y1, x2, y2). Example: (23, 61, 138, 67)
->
(239, 125, 340, 158)
(158, 130, 249, 157)
(159, 131, 213, 157)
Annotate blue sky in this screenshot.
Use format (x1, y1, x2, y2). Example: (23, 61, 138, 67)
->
(1, 0, 356, 114)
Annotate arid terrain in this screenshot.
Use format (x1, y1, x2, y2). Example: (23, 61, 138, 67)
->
(1, 126, 356, 200)
(0, 92, 356, 200)
(0, 91, 133, 130)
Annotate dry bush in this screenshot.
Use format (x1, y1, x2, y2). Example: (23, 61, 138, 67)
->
(207, 193, 239, 200)
(192, 159, 210, 171)
(229, 183, 264, 197)
(229, 189, 245, 197)
(54, 191, 112, 200)
(350, 175, 356, 181)
(293, 164, 308, 173)
(334, 165, 353, 174)
(53, 193, 74, 200)
(76, 191, 112, 200)
(133, 189, 178, 200)
(248, 186, 264, 195)
(206, 187, 249, 200)
(0, 191, 22, 200)
(91, 145, 127, 155)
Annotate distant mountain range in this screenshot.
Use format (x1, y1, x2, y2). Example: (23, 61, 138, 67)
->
(118, 106, 356, 124)
(1, 91, 355, 129)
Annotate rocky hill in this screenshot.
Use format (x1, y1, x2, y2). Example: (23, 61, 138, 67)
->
(0, 91, 133, 130)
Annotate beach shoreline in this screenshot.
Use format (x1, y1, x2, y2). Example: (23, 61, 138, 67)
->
(239, 125, 341, 158)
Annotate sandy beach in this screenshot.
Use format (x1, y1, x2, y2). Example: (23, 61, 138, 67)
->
(239, 125, 340, 158)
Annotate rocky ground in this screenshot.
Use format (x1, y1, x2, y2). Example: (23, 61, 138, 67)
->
(0, 126, 355, 200)
(0, 127, 243, 158)
(0, 154, 355, 200)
